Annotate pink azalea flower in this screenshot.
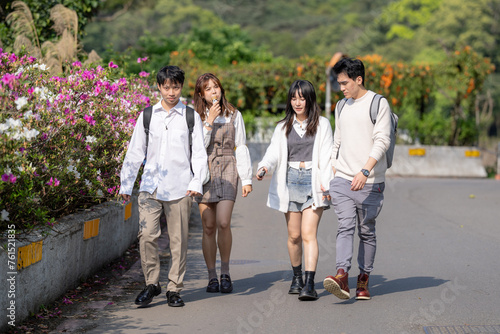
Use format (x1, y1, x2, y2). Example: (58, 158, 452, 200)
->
(137, 58, 142, 63)
(84, 114, 96, 126)
(139, 71, 150, 77)
(9, 175, 16, 183)
(86, 145, 91, 151)
(72, 61, 82, 67)
(108, 61, 118, 69)
(47, 177, 60, 186)
(1, 174, 9, 182)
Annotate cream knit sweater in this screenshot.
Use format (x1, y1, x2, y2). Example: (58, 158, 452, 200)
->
(332, 90, 391, 184)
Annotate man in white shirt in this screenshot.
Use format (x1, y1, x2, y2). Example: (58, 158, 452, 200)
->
(323, 58, 391, 301)
(120, 66, 207, 307)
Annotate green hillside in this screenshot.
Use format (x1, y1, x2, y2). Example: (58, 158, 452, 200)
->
(82, 0, 499, 66)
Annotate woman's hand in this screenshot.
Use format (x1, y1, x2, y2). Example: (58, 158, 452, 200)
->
(186, 190, 201, 197)
(242, 185, 252, 197)
(207, 101, 221, 124)
(256, 167, 268, 181)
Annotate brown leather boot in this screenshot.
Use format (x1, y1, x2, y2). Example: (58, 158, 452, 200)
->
(323, 268, 350, 299)
(355, 273, 371, 300)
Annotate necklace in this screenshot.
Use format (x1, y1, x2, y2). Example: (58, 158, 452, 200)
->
(164, 110, 176, 130)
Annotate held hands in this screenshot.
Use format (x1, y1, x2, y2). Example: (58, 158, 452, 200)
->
(186, 190, 202, 197)
(121, 194, 131, 203)
(256, 167, 268, 181)
(320, 185, 331, 201)
(242, 185, 252, 197)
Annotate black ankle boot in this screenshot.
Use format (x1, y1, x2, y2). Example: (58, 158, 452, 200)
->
(298, 271, 318, 301)
(288, 274, 304, 294)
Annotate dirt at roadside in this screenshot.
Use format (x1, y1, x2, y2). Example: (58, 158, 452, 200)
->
(4, 242, 142, 334)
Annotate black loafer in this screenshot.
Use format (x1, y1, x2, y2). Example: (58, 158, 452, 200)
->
(206, 278, 220, 293)
(220, 274, 233, 293)
(135, 284, 161, 307)
(166, 291, 185, 307)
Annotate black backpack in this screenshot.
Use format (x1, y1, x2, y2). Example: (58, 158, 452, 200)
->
(142, 105, 195, 170)
(335, 94, 398, 168)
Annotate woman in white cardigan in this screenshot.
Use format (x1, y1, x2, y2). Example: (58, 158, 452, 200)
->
(256, 80, 333, 300)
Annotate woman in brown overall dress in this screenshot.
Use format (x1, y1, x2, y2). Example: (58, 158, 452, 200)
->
(194, 73, 253, 293)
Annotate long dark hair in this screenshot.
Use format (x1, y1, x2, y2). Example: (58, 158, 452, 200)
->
(280, 80, 321, 137)
(194, 73, 235, 121)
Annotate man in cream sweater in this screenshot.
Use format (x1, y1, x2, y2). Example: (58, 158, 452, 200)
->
(323, 58, 392, 301)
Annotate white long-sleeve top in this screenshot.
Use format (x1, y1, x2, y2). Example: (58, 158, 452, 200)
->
(203, 110, 252, 186)
(120, 100, 208, 201)
(331, 90, 391, 183)
(257, 116, 334, 213)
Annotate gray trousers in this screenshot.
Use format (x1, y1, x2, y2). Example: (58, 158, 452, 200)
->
(329, 177, 385, 273)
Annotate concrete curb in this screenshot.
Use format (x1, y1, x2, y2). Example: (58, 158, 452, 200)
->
(248, 143, 488, 178)
(0, 197, 202, 331)
(0, 198, 139, 330)
(387, 145, 487, 178)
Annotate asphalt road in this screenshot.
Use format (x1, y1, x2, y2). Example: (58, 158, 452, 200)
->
(58, 177, 500, 334)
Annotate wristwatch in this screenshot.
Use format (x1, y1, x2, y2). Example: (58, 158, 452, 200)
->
(203, 121, 212, 128)
(361, 169, 370, 177)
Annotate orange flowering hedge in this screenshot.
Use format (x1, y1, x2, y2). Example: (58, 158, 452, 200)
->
(167, 46, 494, 145)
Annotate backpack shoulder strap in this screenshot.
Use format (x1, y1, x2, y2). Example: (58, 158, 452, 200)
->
(185, 106, 195, 173)
(369, 94, 383, 124)
(142, 106, 153, 151)
(185, 106, 194, 147)
(336, 98, 347, 119)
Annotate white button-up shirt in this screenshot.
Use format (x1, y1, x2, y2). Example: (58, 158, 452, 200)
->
(120, 100, 207, 201)
(203, 110, 252, 186)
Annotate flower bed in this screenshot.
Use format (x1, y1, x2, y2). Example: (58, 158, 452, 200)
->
(0, 50, 156, 232)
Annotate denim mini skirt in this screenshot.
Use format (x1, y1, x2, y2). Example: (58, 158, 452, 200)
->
(287, 166, 314, 212)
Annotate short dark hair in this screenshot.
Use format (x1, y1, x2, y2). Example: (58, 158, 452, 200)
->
(157, 66, 185, 86)
(332, 58, 365, 86)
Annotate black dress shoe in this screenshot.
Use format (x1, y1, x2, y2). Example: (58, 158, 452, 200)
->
(206, 278, 220, 293)
(220, 274, 233, 293)
(135, 284, 161, 307)
(288, 274, 304, 294)
(166, 291, 185, 307)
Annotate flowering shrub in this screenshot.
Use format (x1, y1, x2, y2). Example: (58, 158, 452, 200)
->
(0, 50, 157, 232)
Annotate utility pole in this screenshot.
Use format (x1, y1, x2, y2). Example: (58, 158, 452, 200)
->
(325, 52, 344, 120)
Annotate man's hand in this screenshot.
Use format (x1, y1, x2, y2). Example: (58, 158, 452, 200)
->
(351, 172, 367, 191)
(242, 185, 252, 197)
(186, 190, 201, 197)
(121, 194, 131, 203)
